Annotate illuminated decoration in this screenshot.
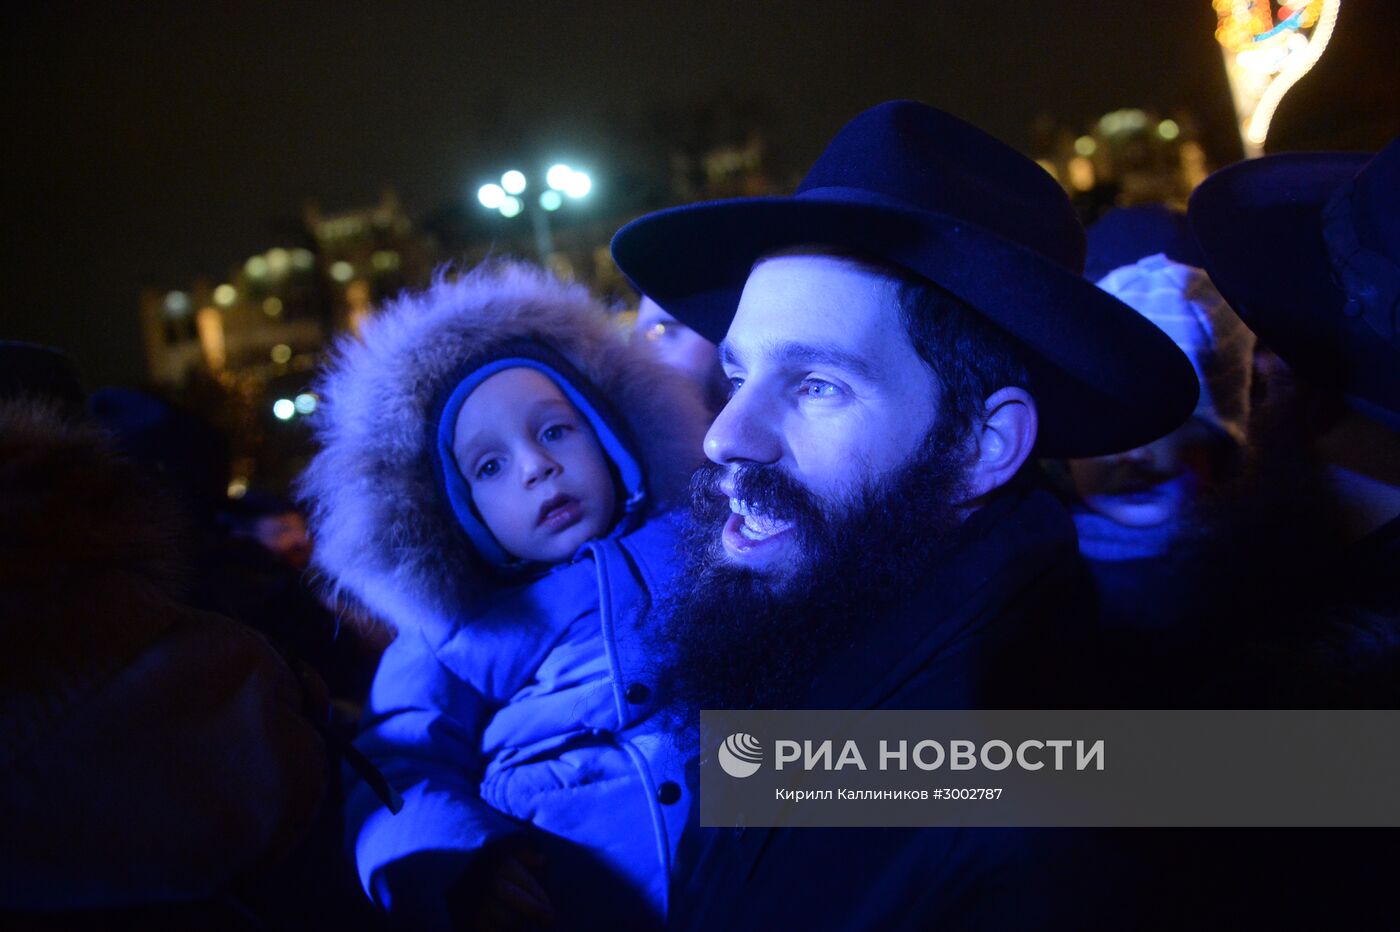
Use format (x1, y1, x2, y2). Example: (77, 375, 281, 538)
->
(540, 189, 563, 211)
(244, 255, 269, 279)
(213, 283, 237, 307)
(330, 260, 355, 283)
(294, 392, 318, 415)
(1214, 0, 1341, 157)
(291, 248, 316, 271)
(500, 196, 523, 218)
(262, 296, 283, 317)
(227, 476, 249, 499)
(1157, 119, 1181, 140)
(271, 343, 293, 364)
(1073, 135, 1097, 156)
(501, 170, 527, 195)
(272, 398, 296, 421)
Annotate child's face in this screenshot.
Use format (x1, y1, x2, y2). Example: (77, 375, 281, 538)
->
(1068, 418, 1219, 529)
(452, 367, 617, 563)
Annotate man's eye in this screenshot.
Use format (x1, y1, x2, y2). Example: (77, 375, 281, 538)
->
(541, 424, 569, 442)
(800, 378, 841, 399)
(726, 376, 745, 396)
(475, 459, 501, 480)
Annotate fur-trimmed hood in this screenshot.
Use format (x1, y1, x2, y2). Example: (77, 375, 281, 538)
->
(297, 261, 709, 637)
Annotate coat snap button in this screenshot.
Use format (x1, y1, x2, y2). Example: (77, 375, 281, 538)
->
(624, 683, 651, 704)
(657, 781, 681, 805)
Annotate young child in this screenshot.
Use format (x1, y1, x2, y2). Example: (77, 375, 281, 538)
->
(1065, 208, 1256, 706)
(1071, 207, 1254, 552)
(298, 262, 710, 930)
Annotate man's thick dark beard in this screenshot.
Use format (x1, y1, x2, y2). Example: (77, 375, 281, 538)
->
(649, 421, 971, 725)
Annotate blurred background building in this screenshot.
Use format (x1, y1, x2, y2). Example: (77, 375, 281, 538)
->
(133, 97, 789, 496)
(137, 190, 437, 494)
(1031, 107, 1212, 226)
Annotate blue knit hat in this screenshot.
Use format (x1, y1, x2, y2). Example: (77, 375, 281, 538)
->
(432, 341, 646, 569)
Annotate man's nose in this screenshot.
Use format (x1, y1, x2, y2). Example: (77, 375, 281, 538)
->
(704, 385, 782, 466)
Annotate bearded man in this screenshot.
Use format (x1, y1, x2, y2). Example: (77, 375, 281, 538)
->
(612, 101, 1198, 929)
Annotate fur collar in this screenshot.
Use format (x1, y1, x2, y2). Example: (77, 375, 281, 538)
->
(297, 262, 709, 638)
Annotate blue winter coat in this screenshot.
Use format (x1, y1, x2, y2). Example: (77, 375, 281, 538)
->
(348, 513, 690, 929)
(297, 264, 711, 929)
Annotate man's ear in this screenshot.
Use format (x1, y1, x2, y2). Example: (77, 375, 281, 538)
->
(961, 387, 1038, 504)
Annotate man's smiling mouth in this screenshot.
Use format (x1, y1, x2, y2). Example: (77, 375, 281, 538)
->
(728, 498, 795, 541)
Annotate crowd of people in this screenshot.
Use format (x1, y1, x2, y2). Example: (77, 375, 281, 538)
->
(3, 100, 1396, 929)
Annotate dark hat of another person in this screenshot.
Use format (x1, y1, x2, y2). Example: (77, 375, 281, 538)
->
(0, 341, 85, 411)
(1084, 205, 1205, 283)
(89, 387, 231, 515)
(1189, 136, 1400, 430)
(612, 100, 1197, 458)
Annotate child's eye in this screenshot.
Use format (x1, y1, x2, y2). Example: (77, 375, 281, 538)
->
(800, 378, 841, 399)
(541, 424, 570, 442)
(475, 458, 501, 480)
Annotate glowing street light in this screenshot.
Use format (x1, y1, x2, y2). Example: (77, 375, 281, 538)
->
(478, 183, 506, 209)
(546, 163, 574, 191)
(474, 161, 597, 261)
(563, 171, 592, 199)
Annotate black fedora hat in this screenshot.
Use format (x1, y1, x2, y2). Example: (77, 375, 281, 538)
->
(1188, 137, 1399, 430)
(612, 101, 1197, 458)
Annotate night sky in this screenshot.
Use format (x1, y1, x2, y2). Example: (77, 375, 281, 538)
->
(4, 1, 1397, 388)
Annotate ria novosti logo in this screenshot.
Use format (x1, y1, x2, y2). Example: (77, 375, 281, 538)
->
(717, 733, 764, 778)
